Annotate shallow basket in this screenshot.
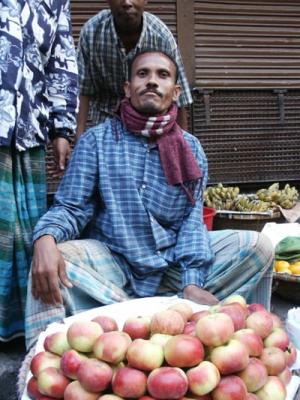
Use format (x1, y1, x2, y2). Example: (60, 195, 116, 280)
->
(213, 210, 284, 232)
(273, 272, 300, 304)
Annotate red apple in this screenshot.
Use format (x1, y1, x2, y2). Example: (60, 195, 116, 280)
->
(259, 347, 286, 375)
(98, 396, 124, 400)
(210, 339, 249, 375)
(278, 366, 292, 385)
(168, 302, 194, 323)
(92, 315, 118, 332)
(27, 376, 42, 399)
(222, 295, 248, 311)
(255, 376, 286, 400)
(112, 366, 147, 398)
(60, 349, 88, 379)
(37, 367, 70, 398)
(150, 333, 172, 347)
(122, 316, 151, 339)
(246, 311, 273, 339)
(247, 304, 266, 314)
(232, 328, 263, 357)
(44, 331, 71, 356)
(150, 310, 185, 335)
(263, 328, 289, 351)
(147, 367, 188, 400)
(126, 338, 164, 371)
(67, 320, 103, 352)
(189, 310, 211, 322)
(246, 394, 259, 400)
(93, 331, 131, 364)
(284, 342, 297, 367)
(164, 334, 204, 368)
(237, 358, 268, 392)
(64, 380, 99, 400)
(187, 360, 220, 396)
(180, 396, 212, 400)
(30, 351, 61, 378)
(196, 313, 234, 347)
(219, 303, 247, 331)
(183, 321, 197, 336)
(77, 358, 113, 392)
(269, 313, 283, 328)
(211, 375, 247, 400)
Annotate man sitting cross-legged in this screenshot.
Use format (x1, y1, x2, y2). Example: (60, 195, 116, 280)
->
(25, 50, 274, 350)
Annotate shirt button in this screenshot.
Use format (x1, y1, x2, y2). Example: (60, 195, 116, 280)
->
(156, 250, 161, 255)
(141, 184, 146, 189)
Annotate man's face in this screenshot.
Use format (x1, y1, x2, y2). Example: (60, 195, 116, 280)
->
(108, 0, 146, 33)
(124, 52, 181, 115)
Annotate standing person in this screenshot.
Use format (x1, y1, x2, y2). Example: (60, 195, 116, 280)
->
(76, 0, 193, 138)
(0, 0, 78, 342)
(25, 50, 274, 350)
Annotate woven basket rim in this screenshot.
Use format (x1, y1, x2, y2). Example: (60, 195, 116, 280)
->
(273, 271, 300, 282)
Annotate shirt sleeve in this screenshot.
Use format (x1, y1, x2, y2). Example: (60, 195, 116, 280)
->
(173, 46, 193, 108)
(77, 21, 96, 97)
(174, 137, 214, 288)
(33, 130, 99, 243)
(44, 0, 79, 137)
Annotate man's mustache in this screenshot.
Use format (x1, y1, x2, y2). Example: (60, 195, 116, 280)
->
(140, 88, 163, 97)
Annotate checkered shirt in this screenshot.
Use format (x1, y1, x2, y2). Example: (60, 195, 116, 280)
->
(77, 10, 193, 125)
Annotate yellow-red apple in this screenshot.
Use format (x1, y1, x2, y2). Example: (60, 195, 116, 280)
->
(67, 321, 103, 352)
(237, 358, 268, 392)
(112, 366, 147, 398)
(150, 310, 185, 335)
(37, 367, 70, 398)
(147, 367, 188, 400)
(196, 313, 234, 347)
(93, 331, 131, 364)
(164, 334, 204, 368)
(126, 338, 164, 371)
(210, 339, 249, 375)
(187, 360, 220, 396)
(77, 358, 113, 392)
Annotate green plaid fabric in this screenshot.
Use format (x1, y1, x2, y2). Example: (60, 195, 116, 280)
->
(0, 146, 46, 341)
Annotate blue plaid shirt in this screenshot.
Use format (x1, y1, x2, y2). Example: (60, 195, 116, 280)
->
(77, 10, 192, 125)
(33, 119, 214, 296)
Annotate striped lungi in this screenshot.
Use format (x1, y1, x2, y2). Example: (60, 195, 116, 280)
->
(0, 146, 46, 341)
(25, 230, 274, 350)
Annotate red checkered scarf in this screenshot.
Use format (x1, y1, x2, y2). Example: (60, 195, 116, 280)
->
(118, 98, 202, 204)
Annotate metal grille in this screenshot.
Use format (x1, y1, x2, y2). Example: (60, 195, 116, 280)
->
(192, 89, 300, 184)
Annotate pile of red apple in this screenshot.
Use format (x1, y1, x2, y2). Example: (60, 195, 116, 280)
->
(27, 295, 297, 400)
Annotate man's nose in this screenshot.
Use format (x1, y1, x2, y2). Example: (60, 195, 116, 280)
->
(121, 0, 133, 7)
(146, 73, 159, 86)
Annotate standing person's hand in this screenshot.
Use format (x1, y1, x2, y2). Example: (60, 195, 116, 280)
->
(31, 235, 73, 305)
(50, 137, 71, 177)
(183, 284, 219, 305)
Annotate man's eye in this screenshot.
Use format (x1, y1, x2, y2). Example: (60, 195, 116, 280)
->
(138, 71, 147, 77)
(160, 72, 169, 78)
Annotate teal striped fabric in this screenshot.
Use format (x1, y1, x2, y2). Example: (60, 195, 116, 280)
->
(25, 232, 274, 350)
(0, 146, 46, 341)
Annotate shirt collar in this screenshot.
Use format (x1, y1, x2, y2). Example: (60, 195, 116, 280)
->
(109, 11, 148, 54)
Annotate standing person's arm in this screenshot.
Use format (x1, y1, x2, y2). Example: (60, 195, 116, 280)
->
(76, 95, 90, 139)
(76, 21, 95, 140)
(45, 0, 78, 173)
(177, 107, 189, 131)
(32, 131, 99, 304)
(174, 137, 218, 305)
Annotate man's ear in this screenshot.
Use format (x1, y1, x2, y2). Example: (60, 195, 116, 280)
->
(124, 81, 131, 98)
(172, 84, 181, 102)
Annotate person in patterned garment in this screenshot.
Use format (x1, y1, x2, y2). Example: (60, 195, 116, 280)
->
(76, 0, 193, 138)
(25, 50, 274, 350)
(0, 0, 78, 342)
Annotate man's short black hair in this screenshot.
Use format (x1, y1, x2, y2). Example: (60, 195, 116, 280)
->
(128, 48, 179, 83)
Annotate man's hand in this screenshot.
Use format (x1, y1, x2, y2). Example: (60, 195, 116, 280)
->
(50, 137, 71, 178)
(31, 235, 73, 305)
(183, 284, 219, 305)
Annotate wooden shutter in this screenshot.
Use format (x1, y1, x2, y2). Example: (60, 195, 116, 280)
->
(195, 0, 300, 88)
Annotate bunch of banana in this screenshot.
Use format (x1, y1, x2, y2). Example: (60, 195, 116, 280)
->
(234, 196, 270, 212)
(204, 183, 240, 210)
(256, 183, 298, 209)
